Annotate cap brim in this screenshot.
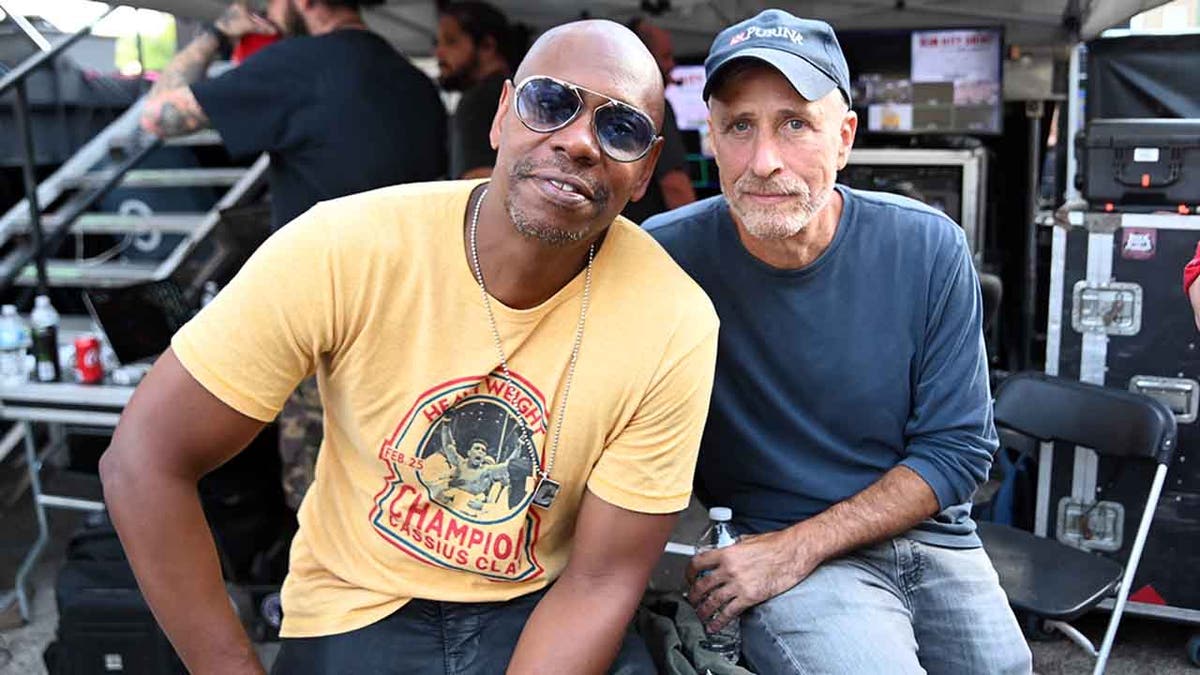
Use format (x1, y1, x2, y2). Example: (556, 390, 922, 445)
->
(704, 48, 839, 103)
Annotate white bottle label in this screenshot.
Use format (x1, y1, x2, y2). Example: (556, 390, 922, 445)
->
(716, 529, 736, 548)
(37, 361, 54, 381)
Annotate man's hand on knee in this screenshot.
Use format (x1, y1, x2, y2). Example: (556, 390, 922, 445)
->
(684, 529, 819, 632)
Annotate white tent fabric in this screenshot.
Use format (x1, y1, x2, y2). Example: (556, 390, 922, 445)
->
(114, 0, 1171, 56)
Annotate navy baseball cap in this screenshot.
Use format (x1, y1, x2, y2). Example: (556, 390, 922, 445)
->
(703, 10, 851, 106)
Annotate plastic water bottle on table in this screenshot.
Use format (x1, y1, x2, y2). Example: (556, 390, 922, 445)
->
(0, 304, 28, 387)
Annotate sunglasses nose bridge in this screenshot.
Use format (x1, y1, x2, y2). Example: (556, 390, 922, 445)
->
(552, 102, 606, 163)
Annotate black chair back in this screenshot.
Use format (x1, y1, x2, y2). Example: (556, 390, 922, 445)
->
(978, 272, 1002, 333)
(993, 372, 1178, 465)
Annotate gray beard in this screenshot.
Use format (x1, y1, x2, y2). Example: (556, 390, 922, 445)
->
(732, 185, 834, 240)
(505, 190, 588, 247)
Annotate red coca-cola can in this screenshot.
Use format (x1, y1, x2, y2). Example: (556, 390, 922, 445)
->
(74, 335, 103, 384)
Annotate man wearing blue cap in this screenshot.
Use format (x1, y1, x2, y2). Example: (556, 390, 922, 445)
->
(645, 10, 1031, 673)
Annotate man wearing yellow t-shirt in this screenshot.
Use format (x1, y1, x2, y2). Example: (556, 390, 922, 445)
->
(99, 20, 718, 675)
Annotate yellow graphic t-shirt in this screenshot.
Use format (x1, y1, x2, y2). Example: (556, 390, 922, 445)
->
(171, 180, 719, 638)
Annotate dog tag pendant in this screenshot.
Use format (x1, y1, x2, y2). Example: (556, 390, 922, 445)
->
(531, 476, 561, 509)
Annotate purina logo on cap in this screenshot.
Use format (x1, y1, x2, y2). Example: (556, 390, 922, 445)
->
(703, 10, 852, 105)
(730, 26, 806, 47)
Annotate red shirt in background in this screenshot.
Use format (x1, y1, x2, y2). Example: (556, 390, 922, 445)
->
(1185, 241, 1200, 295)
(232, 34, 281, 64)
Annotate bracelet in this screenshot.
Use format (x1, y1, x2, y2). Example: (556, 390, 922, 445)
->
(205, 22, 234, 59)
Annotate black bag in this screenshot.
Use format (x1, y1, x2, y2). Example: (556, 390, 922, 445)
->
(198, 426, 297, 585)
(45, 517, 187, 675)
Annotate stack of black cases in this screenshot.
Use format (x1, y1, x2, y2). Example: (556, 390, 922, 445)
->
(1042, 209, 1200, 623)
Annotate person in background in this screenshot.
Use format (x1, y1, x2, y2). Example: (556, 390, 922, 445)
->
(646, 10, 1030, 674)
(141, 0, 447, 231)
(1184, 242, 1200, 330)
(140, 0, 448, 517)
(436, 1, 526, 179)
(103, 20, 717, 675)
(623, 16, 696, 224)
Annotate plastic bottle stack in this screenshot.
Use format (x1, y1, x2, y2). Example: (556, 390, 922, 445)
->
(695, 506, 741, 663)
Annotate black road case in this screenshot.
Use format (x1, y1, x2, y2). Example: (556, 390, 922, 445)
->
(1079, 119, 1200, 210)
(1041, 210, 1200, 623)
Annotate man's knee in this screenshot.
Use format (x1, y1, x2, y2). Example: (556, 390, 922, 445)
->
(740, 561, 923, 674)
(742, 606, 924, 674)
(911, 544, 1032, 675)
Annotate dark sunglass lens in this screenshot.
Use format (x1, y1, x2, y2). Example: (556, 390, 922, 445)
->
(595, 106, 654, 161)
(517, 79, 580, 131)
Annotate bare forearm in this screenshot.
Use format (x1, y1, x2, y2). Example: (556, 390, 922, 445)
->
(508, 574, 643, 674)
(788, 465, 940, 564)
(687, 468, 940, 630)
(150, 32, 221, 97)
(508, 495, 673, 672)
(100, 451, 263, 675)
(141, 31, 217, 137)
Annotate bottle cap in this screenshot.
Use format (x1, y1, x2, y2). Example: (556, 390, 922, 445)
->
(708, 507, 732, 521)
(1, 304, 16, 316)
(34, 295, 50, 309)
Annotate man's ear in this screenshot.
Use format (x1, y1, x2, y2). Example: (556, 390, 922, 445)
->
(629, 140, 664, 202)
(489, 80, 514, 151)
(705, 111, 724, 174)
(837, 108, 859, 170)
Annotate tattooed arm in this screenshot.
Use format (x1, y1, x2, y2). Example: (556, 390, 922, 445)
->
(140, 3, 276, 138)
(139, 31, 218, 138)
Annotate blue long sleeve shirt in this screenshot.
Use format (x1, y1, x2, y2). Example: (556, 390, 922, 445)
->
(645, 186, 997, 548)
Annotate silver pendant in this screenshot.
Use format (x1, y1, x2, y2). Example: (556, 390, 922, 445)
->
(531, 476, 561, 509)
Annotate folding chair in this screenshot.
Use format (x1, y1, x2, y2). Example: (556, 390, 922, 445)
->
(978, 372, 1178, 675)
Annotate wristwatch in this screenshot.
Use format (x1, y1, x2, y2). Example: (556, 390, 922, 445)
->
(205, 22, 234, 59)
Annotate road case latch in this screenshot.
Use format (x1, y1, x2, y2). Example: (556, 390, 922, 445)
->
(1071, 281, 1143, 336)
(1129, 376, 1199, 423)
(1057, 498, 1125, 552)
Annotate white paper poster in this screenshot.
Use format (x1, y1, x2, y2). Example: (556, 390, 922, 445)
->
(911, 29, 1000, 84)
(665, 65, 709, 132)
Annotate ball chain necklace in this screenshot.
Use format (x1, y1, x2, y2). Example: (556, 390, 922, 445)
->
(468, 186, 594, 509)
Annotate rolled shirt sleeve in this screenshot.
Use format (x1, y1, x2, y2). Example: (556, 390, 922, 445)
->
(899, 230, 998, 509)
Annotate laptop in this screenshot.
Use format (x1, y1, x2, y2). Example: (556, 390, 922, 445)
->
(83, 202, 273, 365)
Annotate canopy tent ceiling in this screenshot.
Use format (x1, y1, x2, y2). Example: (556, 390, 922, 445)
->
(98, 0, 1172, 56)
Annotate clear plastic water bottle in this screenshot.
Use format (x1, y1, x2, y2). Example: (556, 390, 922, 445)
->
(30, 295, 61, 382)
(0, 304, 28, 387)
(696, 506, 741, 662)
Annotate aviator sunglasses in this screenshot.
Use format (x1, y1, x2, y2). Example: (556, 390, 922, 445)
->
(512, 75, 662, 163)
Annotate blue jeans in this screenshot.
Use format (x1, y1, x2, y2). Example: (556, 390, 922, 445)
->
(742, 537, 1032, 675)
(270, 586, 654, 674)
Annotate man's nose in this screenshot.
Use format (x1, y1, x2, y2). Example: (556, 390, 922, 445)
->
(550, 108, 603, 166)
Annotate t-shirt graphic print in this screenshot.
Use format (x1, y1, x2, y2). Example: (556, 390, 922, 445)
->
(372, 369, 549, 581)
